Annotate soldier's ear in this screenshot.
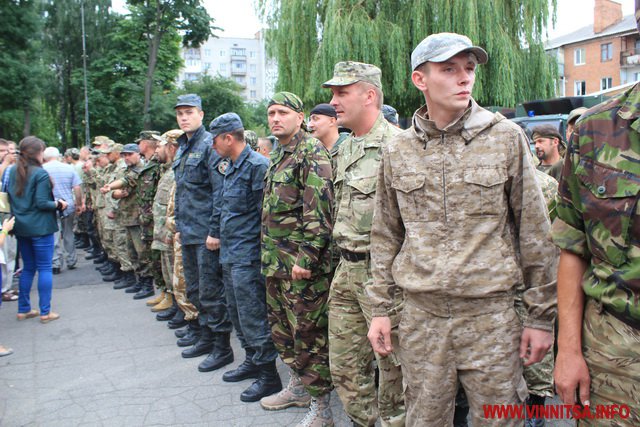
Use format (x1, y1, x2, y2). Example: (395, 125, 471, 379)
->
(411, 69, 428, 92)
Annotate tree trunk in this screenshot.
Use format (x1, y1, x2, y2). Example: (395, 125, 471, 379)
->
(58, 65, 68, 147)
(23, 104, 31, 137)
(68, 66, 79, 148)
(142, 1, 164, 130)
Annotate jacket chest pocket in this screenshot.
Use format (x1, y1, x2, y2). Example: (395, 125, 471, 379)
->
(391, 174, 433, 222)
(576, 159, 640, 267)
(268, 168, 302, 211)
(459, 167, 508, 216)
(224, 186, 249, 212)
(344, 175, 377, 231)
(184, 156, 206, 183)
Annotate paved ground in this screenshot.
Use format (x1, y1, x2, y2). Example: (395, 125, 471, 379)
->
(0, 248, 575, 426)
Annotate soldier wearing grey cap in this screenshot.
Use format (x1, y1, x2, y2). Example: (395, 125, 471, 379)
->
(209, 113, 282, 402)
(367, 33, 558, 426)
(323, 61, 405, 427)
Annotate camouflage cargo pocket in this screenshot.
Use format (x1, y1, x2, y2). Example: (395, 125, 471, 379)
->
(576, 159, 640, 267)
(461, 166, 507, 216)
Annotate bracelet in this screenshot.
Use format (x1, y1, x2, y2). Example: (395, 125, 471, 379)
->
(1, 229, 8, 236)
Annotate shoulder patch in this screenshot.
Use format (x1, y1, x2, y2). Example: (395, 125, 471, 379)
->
(218, 159, 230, 175)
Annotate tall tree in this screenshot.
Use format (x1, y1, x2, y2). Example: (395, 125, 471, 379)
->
(126, 0, 216, 129)
(258, 0, 557, 112)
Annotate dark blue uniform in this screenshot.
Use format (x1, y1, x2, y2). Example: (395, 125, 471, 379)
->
(220, 145, 277, 365)
(173, 125, 231, 334)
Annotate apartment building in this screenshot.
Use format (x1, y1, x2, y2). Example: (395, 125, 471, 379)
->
(546, 0, 640, 96)
(178, 32, 277, 102)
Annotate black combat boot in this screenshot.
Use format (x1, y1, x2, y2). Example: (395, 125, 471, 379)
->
(113, 271, 136, 290)
(93, 252, 108, 264)
(222, 351, 259, 382)
(182, 326, 215, 358)
(103, 264, 123, 282)
(176, 320, 201, 347)
(156, 299, 177, 321)
(197, 332, 234, 371)
(99, 261, 116, 275)
(167, 308, 187, 329)
(133, 276, 154, 300)
(125, 275, 143, 294)
(85, 247, 102, 260)
(174, 327, 189, 338)
(239, 360, 283, 402)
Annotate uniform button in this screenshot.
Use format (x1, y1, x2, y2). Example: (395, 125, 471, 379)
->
(597, 185, 606, 194)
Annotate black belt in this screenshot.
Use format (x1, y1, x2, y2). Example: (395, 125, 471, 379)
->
(603, 305, 640, 330)
(340, 249, 369, 262)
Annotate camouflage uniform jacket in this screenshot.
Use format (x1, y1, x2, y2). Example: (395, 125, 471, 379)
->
(166, 182, 176, 234)
(551, 83, 640, 328)
(173, 126, 222, 245)
(535, 169, 558, 221)
(83, 166, 99, 210)
(329, 132, 349, 175)
(220, 144, 269, 264)
(117, 161, 142, 227)
(93, 164, 111, 210)
(151, 165, 175, 251)
(261, 129, 334, 278)
(124, 156, 161, 240)
(103, 161, 125, 230)
(369, 100, 557, 331)
(333, 113, 400, 253)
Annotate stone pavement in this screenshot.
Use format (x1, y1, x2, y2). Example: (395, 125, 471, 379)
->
(0, 249, 575, 426)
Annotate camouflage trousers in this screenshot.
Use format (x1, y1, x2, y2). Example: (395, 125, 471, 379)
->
(222, 262, 278, 365)
(266, 274, 333, 397)
(112, 227, 134, 272)
(328, 258, 405, 427)
(126, 226, 151, 277)
(579, 299, 640, 426)
(514, 292, 554, 398)
(159, 249, 173, 292)
(149, 249, 165, 290)
(172, 240, 197, 321)
(399, 294, 527, 427)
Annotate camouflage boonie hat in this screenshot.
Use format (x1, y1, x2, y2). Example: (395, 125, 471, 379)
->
(135, 130, 160, 143)
(112, 143, 123, 152)
(91, 135, 113, 146)
(244, 130, 258, 150)
(322, 61, 382, 89)
(411, 32, 488, 70)
(268, 91, 304, 113)
(155, 129, 183, 146)
(567, 107, 588, 125)
(96, 141, 119, 154)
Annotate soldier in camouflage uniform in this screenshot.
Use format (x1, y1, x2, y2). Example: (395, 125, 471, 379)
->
(146, 130, 182, 315)
(367, 33, 558, 427)
(551, 10, 640, 423)
(260, 92, 335, 427)
(322, 62, 405, 427)
(244, 130, 258, 151)
(307, 103, 348, 174)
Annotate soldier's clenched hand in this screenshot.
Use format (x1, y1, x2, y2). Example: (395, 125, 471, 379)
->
(291, 265, 311, 280)
(520, 327, 553, 366)
(206, 236, 220, 251)
(368, 316, 393, 356)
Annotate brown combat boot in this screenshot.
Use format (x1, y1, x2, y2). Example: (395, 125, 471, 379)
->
(260, 373, 311, 410)
(146, 291, 165, 307)
(151, 293, 173, 312)
(295, 393, 334, 427)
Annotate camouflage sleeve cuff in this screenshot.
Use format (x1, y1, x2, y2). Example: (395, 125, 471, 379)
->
(550, 219, 588, 258)
(523, 318, 554, 333)
(295, 252, 314, 271)
(371, 306, 392, 317)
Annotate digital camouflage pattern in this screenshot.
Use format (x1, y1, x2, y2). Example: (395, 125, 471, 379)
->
(244, 130, 258, 150)
(117, 161, 142, 227)
(551, 82, 640, 327)
(151, 165, 175, 252)
(369, 101, 557, 331)
(535, 169, 558, 222)
(322, 61, 382, 89)
(261, 130, 334, 277)
(329, 113, 405, 426)
(266, 276, 332, 397)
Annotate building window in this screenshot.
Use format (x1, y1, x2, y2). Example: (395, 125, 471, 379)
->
(204, 49, 211, 57)
(235, 76, 245, 85)
(220, 50, 226, 56)
(231, 48, 246, 56)
(574, 80, 586, 95)
(250, 90, 257, 98)
(574, 48, 585, 65)
(250, 77, 257, 86)
(219, 63, 227, 71)
(249, 64, 257, 73)
(250, 51, 256, 58)
(601, 77, 613, 90)
(634, 72, 640, 81)
(601, 43, 613, 62)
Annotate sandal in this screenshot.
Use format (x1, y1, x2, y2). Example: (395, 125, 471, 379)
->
(0, 345, 13, 357)
(2, 292, 17, 301)
(40, 312, 60, 324)
(16, 309, 39, 320)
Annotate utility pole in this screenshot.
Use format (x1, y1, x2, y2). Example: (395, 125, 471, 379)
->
(81, 0, 90, 146)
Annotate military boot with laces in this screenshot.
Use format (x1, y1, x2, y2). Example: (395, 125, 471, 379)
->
(259, 373, 311, 410)
(295, 393, 334, 427)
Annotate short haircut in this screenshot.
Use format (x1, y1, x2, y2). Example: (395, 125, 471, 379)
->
(0, 139, 8, 147)
(219, 129, 245, 142)
(258, 137, 273, 150)
(359, 81, 383, 109)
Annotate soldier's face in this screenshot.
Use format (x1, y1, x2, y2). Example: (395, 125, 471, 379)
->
(155, 144, 167, 163)
(534, 137, 559, 161)
(267, 105, 303, 141)
(97, 155, 109, 167)
(329, 83, 371, 129)
(308, 114, 335, 141)
(0, 145, 7, 162)
(123, 152, 140, 166)
(107, 151, 119, 163)
(412, 53, 477, 116)
(175, 106, 204, 134)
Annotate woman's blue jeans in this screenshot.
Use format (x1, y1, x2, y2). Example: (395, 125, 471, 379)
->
(17, 234, 54, 316)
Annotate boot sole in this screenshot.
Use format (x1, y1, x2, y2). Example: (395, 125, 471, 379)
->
(259, 400, 311, 411)
(240, 384, 284, 403)
(222, 372, 260, 383)
(197, 353, 234, 372)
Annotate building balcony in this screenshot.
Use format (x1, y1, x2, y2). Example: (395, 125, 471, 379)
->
(231, 69, 247, 76)
(620, 48, 640, 67)
(231, 54, 246, 60)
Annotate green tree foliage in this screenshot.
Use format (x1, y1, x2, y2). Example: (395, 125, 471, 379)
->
(125, 0, 217, 129)
(0, 0, 46, 140)
(258, 0, 557, 112)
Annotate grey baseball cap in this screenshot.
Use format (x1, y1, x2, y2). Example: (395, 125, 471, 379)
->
(209, 112, 244, 140)
(175, 93, 202, 109)
(411, 32, 488, 70)
(121, 143, 140, 154)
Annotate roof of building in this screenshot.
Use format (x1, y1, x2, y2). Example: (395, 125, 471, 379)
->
(546, 14, 637, 50)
